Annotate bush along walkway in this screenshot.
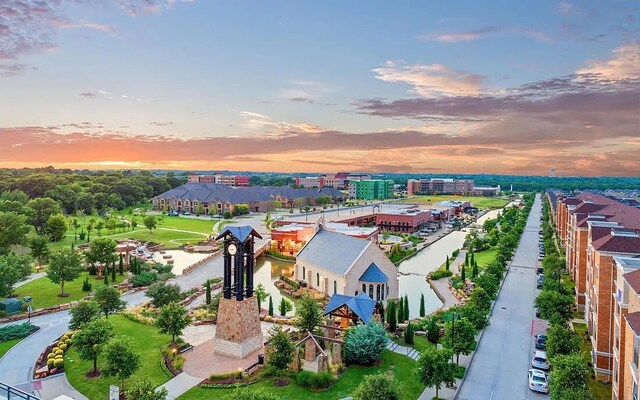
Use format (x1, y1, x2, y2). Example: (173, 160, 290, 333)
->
(428, 250, 467, 312)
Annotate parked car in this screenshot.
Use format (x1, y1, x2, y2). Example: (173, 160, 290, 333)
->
(528, 369, 550, 393)
(535, 308, 542, 318)
(299, 280, 308, 288)
(535, 334, 548, 350)
(537, 275, 544, 289)
(183, 211, 192, 216)
(536, 267, 544, 274)
(531, 351, 550, 370)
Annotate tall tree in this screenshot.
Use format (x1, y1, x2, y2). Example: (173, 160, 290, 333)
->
(387, 300, 397, 333)
(86, 238, 117, 276)
(73, 318, 114, 374)
(548, 353, 591, 399)
(47, 248, 84, 297)
(69, 300, 100, 329)
(461, 263, 466, 281)
(254, 283, 269, 310)
(419, 293, 426, 318)
(205, 279, 212, 305)
(94, 285, 125, 318)
(294, 294, 323, 333)
(445, 257, 450, 271)
(546, 324, 581, 359)
(416, 347, 456, 399)
(403, 294, 409, 321)
(156, 302, 192, 344)
(146, 282, 181, 308)
(397, 296, 404, 323)
(27, 197, 62, 234)
(266, 325, 294, 376)
(45, 214, 67, 242)
(442, 317, 477, 364)
(0, 211, 30, 255)
(118, 253, 124, 275)
(268, 296, 274, 316)
(103, 336, 141, 391)
(143, 216, 157, 233)
(279, 297, 292, 317)
(0, 253, 33, 296)
(29, 235, 49, 265)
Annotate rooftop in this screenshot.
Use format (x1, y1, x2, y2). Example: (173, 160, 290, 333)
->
(323, 293, 377, 323)
(623, 267, 640, 294)
(625, 311, 640, 336)
(296, 229, 371, 276)
(359, 263, 389, 283)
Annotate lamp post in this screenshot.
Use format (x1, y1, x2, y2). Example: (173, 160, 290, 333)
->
(24, 296, 32, 324)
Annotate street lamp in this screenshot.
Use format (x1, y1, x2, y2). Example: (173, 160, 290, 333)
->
(24, 296, 32, 324)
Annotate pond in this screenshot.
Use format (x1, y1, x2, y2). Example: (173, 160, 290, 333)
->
(254, 256, 296, 316)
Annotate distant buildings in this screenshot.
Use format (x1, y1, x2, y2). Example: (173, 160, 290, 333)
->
(294, 172, 371, 189)
(152, 183, 343, 214)
(406, 178, 500, 196)
(375, 208, 432, 233)
(295, 228, 399, 301)
(187, 172, 249, 187)
(348, 179, 394, 200)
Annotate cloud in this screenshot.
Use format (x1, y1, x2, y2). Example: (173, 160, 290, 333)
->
(576, 43, 640, 81)
(79, 92, 98, 98)
(149, 121, 174, 126)
(419, 26, 548, 43)
(372, 61, 485, 97)
(0, 62, 29, 77)
(58, 21, 117, 34)
(113, 0, 194, 17)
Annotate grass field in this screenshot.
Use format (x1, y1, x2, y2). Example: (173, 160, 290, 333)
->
(65, 315, 172, 400)
(392, 334, 435, 354)
(4, 272, 126, 311)
(472, 248, 498, 270)
(0, 338, 21, 358)
(573, 323, 611, 400)
(178, 350, 424, 400)
(400, 195, 509, 209)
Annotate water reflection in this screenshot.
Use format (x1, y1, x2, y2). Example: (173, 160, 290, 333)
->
(254, 256, 296, 316)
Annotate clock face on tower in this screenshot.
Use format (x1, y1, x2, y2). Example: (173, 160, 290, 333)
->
(228, 243, 237, 255)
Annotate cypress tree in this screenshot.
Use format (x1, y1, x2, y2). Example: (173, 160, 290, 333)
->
(118, 253, 124, 275)
(397, 296, 404, 323)
(470, 251, 475, 266)
(104, 271, 109, 285)
(464, 252, 469, 266)
(472, 261, 479, 278)
(404, 294, 409, 321)
(445, 257, 450, 271)
(388, 300, 397, 332)
(111, 261, 116, 282)
(419, 293, 426, 317)
(379, 301, 385, 324)
(205, 279, 212, 305)
(268, 296, 274, 316)
(404, 321, 414, 345)
(461, 264, 466, 281)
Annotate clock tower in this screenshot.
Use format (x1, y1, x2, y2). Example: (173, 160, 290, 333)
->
(213, 226, 264, 359)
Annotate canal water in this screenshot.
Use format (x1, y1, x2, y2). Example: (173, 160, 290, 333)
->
(254, 257, 296, 316)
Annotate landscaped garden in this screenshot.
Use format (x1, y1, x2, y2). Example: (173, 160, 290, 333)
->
(400, 195, 509, 209)
(65, 315, 172, 400)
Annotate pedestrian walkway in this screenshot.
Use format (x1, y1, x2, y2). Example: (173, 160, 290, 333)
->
(15, 272, 46, 288)
(37, 373, 88, 400)
(157, 373, 202, 400)
(428, 250, 467, 311)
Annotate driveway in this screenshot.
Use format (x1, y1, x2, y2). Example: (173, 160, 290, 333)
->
(457, 194, 548, 400)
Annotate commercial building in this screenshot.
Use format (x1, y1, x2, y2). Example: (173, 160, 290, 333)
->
(612, 260, 640, 400)
(295, 229, 399, 301)
(295, 176, 325, 189)
(375, 208, 432, 233)
(406, 178, 500, 196)
(152, 183, 343, 215)
(348, 179, 394, 200)
(294, 172, 371, 189)
(187, 172, 250, 187)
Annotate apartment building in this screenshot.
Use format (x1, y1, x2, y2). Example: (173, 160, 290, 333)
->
(187, 172, 250, 187)
(612, 260, 640, 400)
(348, 179, 394, 200)
(585, 224, 640, 380)
(295, 176, 324, 189)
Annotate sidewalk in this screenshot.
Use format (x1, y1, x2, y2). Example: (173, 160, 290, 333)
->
(428, 250, 467, 311)
(158, 373, 202, 400)
(37, 373, 88, 400)
(16, 272, 47, 288)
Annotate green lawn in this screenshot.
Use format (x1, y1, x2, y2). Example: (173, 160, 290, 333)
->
(573, 323, 612, 400)
(400, 195, 509, 209)
(65, 315, 172, 400)
(4, 272, 126, 311)
(178, 350, 424, 400)
(472, 248, 498, 270)
(0, 338, 22, 358)
(392, 334, 435, 353)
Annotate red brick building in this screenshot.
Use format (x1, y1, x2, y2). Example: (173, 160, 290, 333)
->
(375, 209, 432, 233)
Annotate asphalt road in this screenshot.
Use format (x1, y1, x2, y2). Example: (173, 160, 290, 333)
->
(457, 194, 548, 400)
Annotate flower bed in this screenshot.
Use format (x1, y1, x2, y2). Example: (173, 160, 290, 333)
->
(33, 331, 75, 379)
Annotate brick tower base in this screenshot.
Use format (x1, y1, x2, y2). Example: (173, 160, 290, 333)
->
(213, 297, 263, 359)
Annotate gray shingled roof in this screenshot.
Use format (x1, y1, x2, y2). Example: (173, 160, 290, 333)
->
(153, 183, 344, 204)
(296, 229, 370, 276)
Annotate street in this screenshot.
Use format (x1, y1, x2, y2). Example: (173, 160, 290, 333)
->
(457, 194, 547, 400)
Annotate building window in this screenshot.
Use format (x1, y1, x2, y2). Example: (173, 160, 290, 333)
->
(376, 285, 380, 301)
(634, 338, 639, 367)
(381, 285, 385, 301)
(302, 266, 306, 279)
(369, 284, 374, 299)
(316, 273, 320, 287)
(362, 283, 366, 293)
(333, 280, 337, 294)
(355, 290, 358, 295)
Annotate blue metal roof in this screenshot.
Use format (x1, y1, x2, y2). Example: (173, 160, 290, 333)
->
(323, 292, 376, 323)
(359, 263, 388, 283)
(215, 225, 263, 241)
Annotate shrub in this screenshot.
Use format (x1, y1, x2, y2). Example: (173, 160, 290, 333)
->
(131, 270, 159, 287)
(59, 343, 67, 351)
(430, 270, 453, 280)
(53, 358, 64, 368)
(352, 372, 401, 400)
(81, 277, 92, 292)
(295, 371, 335, 389)
(47, 358, 55, 367)
(209, 371, 243, 381)
(230, 390, 280, 400)
(344, 321, 387, 365)
(0, 322, 36, 341)
(47, 353, 55, 359)
(146, 282, 182, 308)
(54, 348, 63, 355)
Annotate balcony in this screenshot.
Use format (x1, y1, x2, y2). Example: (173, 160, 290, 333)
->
(0, 382, 39, 400)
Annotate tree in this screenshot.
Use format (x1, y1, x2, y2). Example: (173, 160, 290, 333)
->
(352, 372, 401, 400)
(86, 238, 117, 276)
(416, 347, 456, 399)
(146, 282, 182, 308)
(445, 257, 450, 271)
(73, 318, 114, 374)
(548, 353, 591, 400)
(205, 279, 212, 305)
(442, 316, 476, 364)
(426, 317, 440, 344)
(387, 300, 397, 332)
(397, 296, 404, 323)
(118, 253, 124, 275)
(468, 287, 492, 312)
(27, 197, 62, 234)
(403, 294, 409, 321)
(294, 294, 323, 333)
(156, 302, 192, 344)
(464, 252, 468, 266)
(459, 302, 489, 331)
(344, 321, 387, 365)
(279, 297, 292, 317)
(0, 211, 30, 255)
(404, 321, 414, 345)
(472, 261, 479, 278)
(47, 248, 84, 297)
(29, 235, 49, 265)
(470, 251, 475, 266)
(266, 325, 294, 375)
(125, 379, 168, 400)
(44, 214, 67, 242)
(535, 290, 573, 325)
(0, 253, 33, 296)
(268, 296, 274, 316)
(419, 293, 426, 317)
(461, 263, 466, 281)
(94, 285, 125, 318)
(475, 273, 499, 298)
(195, 203, 205, 216)
(103, 336, 141, 391)
(255, 283, 269, 310)
(69, 300, 100, 329)
(110, 261, 116, 282)
(546, 324, 581, 359)
(143, 216, 157, 233)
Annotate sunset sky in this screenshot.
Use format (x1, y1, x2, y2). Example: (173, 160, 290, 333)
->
(1, 0, 639, 176)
